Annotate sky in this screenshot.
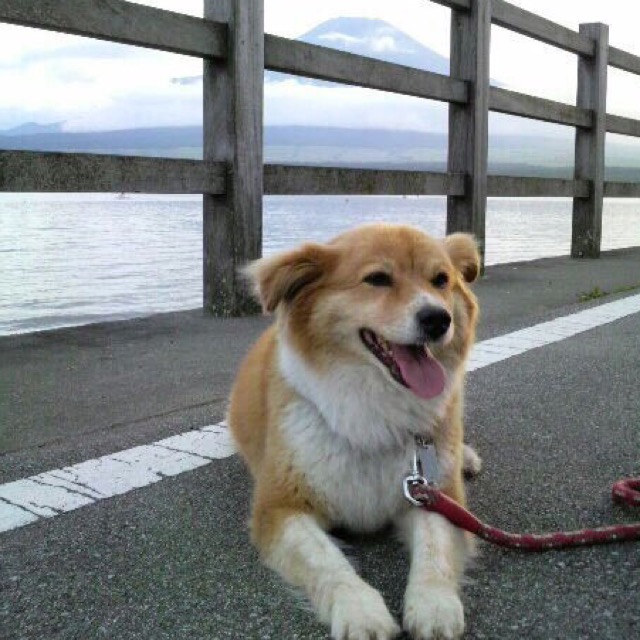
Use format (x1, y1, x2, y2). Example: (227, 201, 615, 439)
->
(1, 0, 640, 137)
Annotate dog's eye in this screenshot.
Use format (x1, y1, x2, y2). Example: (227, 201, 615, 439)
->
(431, 272, 449, 289)
(363, 271, 393, 287)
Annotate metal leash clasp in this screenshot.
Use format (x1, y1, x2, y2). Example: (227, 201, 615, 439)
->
(403, 435, 439, 506)
(403, 443, 428, 506)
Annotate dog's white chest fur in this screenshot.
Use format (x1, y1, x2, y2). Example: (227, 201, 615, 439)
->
(279, 341, 454, 532)
(281, 399, 414, 531)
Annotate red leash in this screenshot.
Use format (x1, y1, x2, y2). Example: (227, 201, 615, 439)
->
(407, 478, 640, 550)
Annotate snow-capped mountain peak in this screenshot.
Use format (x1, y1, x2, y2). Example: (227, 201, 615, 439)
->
(298, 17, 449, 74)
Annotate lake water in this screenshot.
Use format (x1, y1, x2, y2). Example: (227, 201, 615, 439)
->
(1, 193, 639, 335)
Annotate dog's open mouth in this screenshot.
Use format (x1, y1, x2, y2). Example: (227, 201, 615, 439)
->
(359, 329, 446, 400)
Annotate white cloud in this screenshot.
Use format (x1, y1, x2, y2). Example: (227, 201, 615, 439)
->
(265, 79, 447, 131)
(318, 32, 362, 45)
(0, 20, 202, 130)
(316, 31, 407, 55)
(370, 35, 400, 53)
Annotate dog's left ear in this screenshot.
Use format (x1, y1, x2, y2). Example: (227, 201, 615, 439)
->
(444, 233, 480, 283)
(243, 243, 335, 313)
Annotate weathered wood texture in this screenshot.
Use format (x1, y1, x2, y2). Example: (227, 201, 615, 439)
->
(263, 167, 593, 199)
(264, 165, 465, 196)
(606, 114, 640, 138)
(487, 176, 590, 198)
(447, 0, 491, 265)
(608, 46, 640, 76)
(265, 34, 467, 104)
(492, 0, 593, 56)
(203, 0, 263, 316)
(604, 182, 640, 198)
(490, 87, 591, 128)
(572, 24, 608, 259)
(0, 0, 226, 58)
(0, 150, 225, 193)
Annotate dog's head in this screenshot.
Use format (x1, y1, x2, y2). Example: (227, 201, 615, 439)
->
(246, 224, 479, 402)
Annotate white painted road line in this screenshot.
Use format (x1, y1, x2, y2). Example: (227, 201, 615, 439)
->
(0, 426, 235, 533)
(2, 292, 640, 534)
(466, 293, 640, 371)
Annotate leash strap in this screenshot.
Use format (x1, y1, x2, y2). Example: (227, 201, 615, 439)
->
(409, 478, 640, 551)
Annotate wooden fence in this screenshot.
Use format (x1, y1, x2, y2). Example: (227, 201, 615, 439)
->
(1, 0, 640, 315)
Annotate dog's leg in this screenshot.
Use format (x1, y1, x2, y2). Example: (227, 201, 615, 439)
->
(254, 509, 400, 640)
(462, 443, 482, 477)
(397, 506, 468, 640)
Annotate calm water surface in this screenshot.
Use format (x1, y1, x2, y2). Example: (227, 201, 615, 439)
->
(1, 193, 639, 335)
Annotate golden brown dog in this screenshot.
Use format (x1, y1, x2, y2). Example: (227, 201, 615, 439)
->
(229, 224, 480, 639)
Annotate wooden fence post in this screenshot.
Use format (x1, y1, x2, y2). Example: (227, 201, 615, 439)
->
(203, 0, 263, 315)
(447, 0, 491, 267)
(572, 23, 608, 258)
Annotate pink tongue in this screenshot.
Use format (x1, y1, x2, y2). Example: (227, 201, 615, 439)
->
(390, 344, 446, 400)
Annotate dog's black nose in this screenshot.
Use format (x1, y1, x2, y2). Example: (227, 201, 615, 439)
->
(416, 306, 451, 342)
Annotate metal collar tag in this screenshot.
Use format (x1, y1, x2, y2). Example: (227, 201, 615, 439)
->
(417, 442, 440, 486)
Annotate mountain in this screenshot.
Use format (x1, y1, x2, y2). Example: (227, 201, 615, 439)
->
(266, 126, 446, 149)
(170, 17, 451, 86)
(0, 126, 202, 154)
(265, 18, 449, 86)
(298, 17, 449, 74)
(0, 121, 65, 136)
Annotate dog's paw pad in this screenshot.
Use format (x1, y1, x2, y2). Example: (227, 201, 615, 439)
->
(462, 444, 483, 478)
(331, 586, 400, 640)
(404, 586, 464, 640)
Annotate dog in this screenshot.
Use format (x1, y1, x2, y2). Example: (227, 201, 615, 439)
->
(228, 224, 481, 639)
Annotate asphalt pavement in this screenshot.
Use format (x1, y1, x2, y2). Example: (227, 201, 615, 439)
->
(1, 248, 640, 639)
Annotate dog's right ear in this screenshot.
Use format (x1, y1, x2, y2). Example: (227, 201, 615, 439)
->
(444, 233, 480, 284)
(243, 243, 334, 313)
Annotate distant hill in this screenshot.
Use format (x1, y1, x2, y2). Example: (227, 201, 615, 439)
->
(266, 126, 446, 149)
(0, 126, 202, 153)
(0, 124, 517, 156)
(0, 121, 65, 136)
(3, 124, 639, 181)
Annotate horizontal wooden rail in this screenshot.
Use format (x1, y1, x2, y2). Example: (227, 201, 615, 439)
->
(264, 35, 467, 104)
(263, 165, 465, 196)
(604, 182, 640, 198)
(264, 165, 592, 199)
(430, 0, 471, 11)
(608, 46, 640, 76)
(490, 87, 592, 128)
(432, 0, 594, 56)
(606, 114, 640, 138)
(0, 0, 227, 58)
(0, 151, 226, 194)
(487, 176, 590, 198)
(0, 152, 601, 200)
(491, 0, 593, 56)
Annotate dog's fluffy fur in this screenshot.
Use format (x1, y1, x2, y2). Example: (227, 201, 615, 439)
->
(228, 224, 480, 639)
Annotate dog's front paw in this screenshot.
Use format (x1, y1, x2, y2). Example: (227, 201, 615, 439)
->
(462, 443, 482, 478)
(331, 584, 400, 640)
(404, 585, 464, 640)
